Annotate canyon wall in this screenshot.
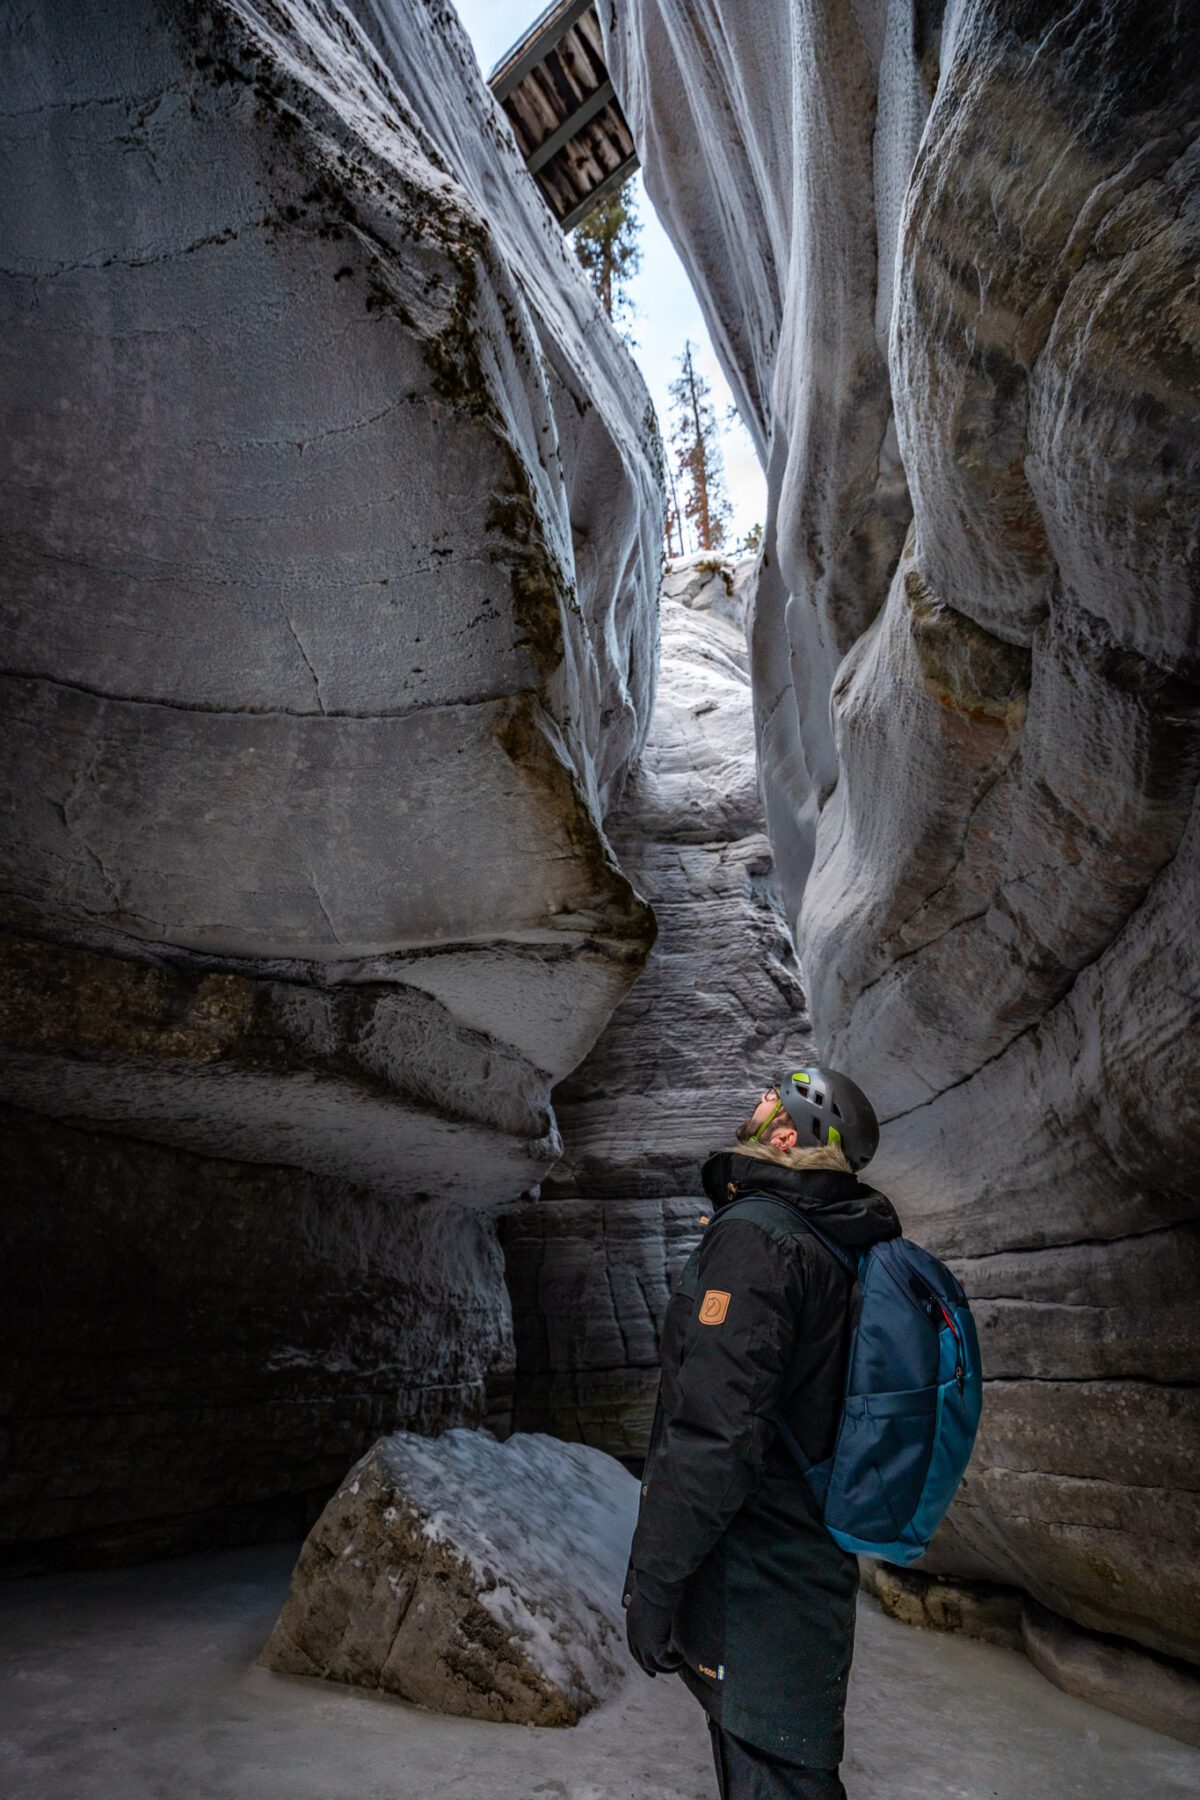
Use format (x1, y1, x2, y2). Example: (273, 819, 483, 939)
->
(0, 0, 662, 1563)
(502, 556, 812, 1463)
(604, 0, 1200, 1665)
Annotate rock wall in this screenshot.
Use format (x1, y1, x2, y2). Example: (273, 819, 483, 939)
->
(501, 556, 812, 1460)
(0, 0, 662, 1560)
(603, 1, 1200, 1665)
(0, 1104, 513, 1570)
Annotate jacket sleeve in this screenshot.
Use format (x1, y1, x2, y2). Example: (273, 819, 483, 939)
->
(628, 1216, 803, 1606)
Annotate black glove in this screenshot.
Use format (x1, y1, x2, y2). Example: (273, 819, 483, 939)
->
(624, 1587, 685, 1677)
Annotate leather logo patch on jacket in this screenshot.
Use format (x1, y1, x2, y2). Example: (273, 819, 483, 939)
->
(699, 1289, 731, 1325)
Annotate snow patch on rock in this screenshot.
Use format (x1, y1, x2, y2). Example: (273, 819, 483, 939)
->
(260, 1429, 637, 1724)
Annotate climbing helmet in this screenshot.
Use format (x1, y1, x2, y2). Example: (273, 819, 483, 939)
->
(765, 1065, 880, 1171)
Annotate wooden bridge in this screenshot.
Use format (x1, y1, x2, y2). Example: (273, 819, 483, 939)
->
(489, 1, 639, 230)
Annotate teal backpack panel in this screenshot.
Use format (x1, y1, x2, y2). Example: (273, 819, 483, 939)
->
(730, 1195, 983, 1565)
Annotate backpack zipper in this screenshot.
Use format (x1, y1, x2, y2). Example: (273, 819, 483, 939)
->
(878, 1253, 967, 1395)
(939, 1303, 966, 1394)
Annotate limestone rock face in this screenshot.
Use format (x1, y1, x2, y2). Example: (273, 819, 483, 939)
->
(0, 1, 660, 1556)
(861, 1560, 1024, 1653)
(260, 1429, 637, 1724)
(603, 2, 1200, 1664)
(1, 0, 661, 1190)
(501, 557, 813, 1455)
(865, 1563, 1200, 1748)
(1021, 1599, 1200, 1752)
(501, 1194, 702, 1463)
(0, 1103, 514, 1567)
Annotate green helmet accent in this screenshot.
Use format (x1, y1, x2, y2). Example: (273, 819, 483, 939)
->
(777, 1066, 879, 1171)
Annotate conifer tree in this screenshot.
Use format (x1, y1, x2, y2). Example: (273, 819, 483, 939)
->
(665, 463, 687, 558)
(572, 177, 642, 330)
(668, 340, 732, 552)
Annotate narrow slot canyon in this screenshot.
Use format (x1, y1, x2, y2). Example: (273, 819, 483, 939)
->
(1, 3, 1198, 1795)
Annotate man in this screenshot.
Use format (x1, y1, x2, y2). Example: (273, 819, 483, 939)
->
(623, 1066, 901, 1799)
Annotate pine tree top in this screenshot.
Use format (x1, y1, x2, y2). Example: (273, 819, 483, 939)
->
(571, 178, 642, 330)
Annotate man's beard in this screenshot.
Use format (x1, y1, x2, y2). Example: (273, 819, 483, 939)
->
(734, 1107, 761, 1143)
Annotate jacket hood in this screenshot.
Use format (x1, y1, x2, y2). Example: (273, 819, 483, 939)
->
(700, 1149, 901, 1250)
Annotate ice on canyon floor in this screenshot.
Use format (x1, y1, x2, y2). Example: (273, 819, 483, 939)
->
(3, 1541, 1198, 1799)
(259, 1430, 637, 1724)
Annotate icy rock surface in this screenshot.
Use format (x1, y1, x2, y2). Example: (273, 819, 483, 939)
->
(0, 0, 661, 1193)
(502, 557, 812, 1455)
(603, 2, 1200, 1664)
(0, 0, 659, 1558)
(260, 1429, 637, 1724)
(0, 1104, 514, 1567)
(865, 1560, 1200, 1748)
(1020, 1599, 1200, 1751)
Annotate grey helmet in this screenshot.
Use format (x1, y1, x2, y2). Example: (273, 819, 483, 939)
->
(777, 1065, 879, 1171)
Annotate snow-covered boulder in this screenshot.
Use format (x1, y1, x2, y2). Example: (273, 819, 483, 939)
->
(603, 1, 1200, 1670)
(260, 1430, 637, 1724)
(662, 550, 757, 632)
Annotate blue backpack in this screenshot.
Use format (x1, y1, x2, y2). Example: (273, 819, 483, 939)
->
(732, 1193, 982, 1565)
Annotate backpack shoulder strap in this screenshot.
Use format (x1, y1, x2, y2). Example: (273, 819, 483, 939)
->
(712, 1193, 859, 1484)
(707, 1193, 807, 1248)
(717, 1190, 859, 1278)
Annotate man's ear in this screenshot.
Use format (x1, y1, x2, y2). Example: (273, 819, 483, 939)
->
(774, 1125, 798, 1151)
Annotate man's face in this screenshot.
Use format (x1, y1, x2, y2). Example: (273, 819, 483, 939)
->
(735, 1085, 790, 1145)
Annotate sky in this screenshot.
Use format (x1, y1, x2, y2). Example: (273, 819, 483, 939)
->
(452, 0, 766, 551)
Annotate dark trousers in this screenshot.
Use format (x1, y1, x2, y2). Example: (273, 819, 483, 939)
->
(708, 1718, 848, 1800)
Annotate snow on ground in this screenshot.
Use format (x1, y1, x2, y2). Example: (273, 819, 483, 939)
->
(3, 1542, 1199, 1798)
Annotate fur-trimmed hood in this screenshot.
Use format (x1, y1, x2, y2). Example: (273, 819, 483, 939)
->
(700, 1147, 901, 1251)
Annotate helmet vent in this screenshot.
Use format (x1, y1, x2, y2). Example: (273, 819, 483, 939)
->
(813, 1090, 825, 1106)
(811, 1118, 821, 1139)
(832, 1100, 842, 1118)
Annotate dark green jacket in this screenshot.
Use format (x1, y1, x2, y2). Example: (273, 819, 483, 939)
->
(626, 1150, 901, 1766)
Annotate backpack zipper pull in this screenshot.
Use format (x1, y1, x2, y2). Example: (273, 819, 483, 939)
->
(939, 1301, 966, 1394)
